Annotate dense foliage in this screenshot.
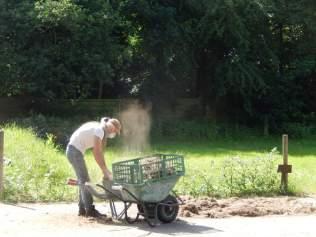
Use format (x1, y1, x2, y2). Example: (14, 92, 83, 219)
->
(0, 0, 315, 128)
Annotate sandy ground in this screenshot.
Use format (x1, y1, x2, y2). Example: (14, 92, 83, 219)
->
(1, 196, 316, 237)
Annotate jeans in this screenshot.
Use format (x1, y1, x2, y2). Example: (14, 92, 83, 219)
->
(66, 144, 93, 210)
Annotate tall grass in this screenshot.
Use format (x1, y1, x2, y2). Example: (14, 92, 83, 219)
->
(2, 121, 316, 202)
(2, 124, 144, 202)
(175, 149, 282, 197)
(3, 124, 75, 202)
(153, 139, 316, 196)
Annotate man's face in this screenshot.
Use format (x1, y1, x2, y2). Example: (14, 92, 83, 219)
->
(111, 123, 121, 133)
(107, 123, 120, 138)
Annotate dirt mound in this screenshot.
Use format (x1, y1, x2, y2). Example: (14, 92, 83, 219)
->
(179, 196, 316, 218)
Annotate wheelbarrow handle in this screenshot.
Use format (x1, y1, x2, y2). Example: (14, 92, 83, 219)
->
(111, 185, 123, 191)
(67, 178, 78, 186)
(96, 184, 125, 201)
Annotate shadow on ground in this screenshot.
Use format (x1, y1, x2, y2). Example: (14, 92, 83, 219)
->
(96, 217, 222, 235)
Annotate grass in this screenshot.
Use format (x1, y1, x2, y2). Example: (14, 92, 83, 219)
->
(3, 125, 76, 202)
(2, 123, 316, 202)
(152, 138, 316, 195)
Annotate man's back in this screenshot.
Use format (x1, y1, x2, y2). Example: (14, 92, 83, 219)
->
(69, 122, 104, 154)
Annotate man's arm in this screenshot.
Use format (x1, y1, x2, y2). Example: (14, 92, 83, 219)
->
(92, 136, 112, 180)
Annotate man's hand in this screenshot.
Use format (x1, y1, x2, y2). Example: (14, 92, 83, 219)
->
(103, 169, 113, 181)
(93, 136, 112, 179)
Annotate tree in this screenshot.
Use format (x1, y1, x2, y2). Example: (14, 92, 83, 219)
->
(0, 0, 315, 130)
(118, 0, 192, 113)
(0, 0, 125, 99)
(251, 0, 316, 132)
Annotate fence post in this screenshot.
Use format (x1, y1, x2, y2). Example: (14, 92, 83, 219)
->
(0, 130, 3, 199)
(278, 134, 292, 193)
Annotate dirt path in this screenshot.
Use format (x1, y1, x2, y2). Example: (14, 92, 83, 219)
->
(1, 196, 316, 237)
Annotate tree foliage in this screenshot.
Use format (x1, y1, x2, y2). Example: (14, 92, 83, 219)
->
(0, 0, 125, 98)
(0, 0, 315, 126)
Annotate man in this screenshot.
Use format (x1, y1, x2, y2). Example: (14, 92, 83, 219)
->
(66, 117, 121, 217)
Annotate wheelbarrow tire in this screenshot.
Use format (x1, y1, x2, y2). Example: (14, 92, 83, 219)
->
(137, 203, 156, 219)
(157, 195, 179, 223)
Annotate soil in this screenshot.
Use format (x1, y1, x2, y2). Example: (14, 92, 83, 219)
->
(2, 195, 316, 233)
(179, 195, 316, 218)
(2, 201, 316, 237)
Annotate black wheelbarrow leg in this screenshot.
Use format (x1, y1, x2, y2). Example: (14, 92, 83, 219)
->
(109, 198, 137, 222)
(109, 200, 118, 219)
(118, 202, 132, 219)
(124, 202, 140, 224)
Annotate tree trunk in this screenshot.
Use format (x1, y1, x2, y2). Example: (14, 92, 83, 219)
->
(278, 23, 284, 79)
(98, 80, 104, 99)
(196, 50, 209, 116)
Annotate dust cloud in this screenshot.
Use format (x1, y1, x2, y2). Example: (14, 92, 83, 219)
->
(119, 102, 151, 152)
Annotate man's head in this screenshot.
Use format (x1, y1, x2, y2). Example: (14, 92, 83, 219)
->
(101, 117, 121, 138)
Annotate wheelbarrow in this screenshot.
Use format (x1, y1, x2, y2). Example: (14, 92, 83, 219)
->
(68, 154, 185, 227)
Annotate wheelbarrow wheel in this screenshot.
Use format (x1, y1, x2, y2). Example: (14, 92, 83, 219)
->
(137, 203, 156, 219)
(157, 195, 179, 223)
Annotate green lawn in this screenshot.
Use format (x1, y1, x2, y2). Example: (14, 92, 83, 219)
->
(2, 124, 316, 202)
(92, 137, 316, 195)
(150, 138, 316, 194)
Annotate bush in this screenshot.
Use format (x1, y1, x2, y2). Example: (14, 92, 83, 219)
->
(221, 148, 280, 196)
(12, 115, 264, 144)
(12, 114, 105, 147)
(176, 161, 223, 197)
(151, 119, 260, 140)
(281, 122, 316, 138)
(176, 148, 282, 197)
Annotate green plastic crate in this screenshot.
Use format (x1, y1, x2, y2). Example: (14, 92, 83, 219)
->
(112, 154, 185, 202)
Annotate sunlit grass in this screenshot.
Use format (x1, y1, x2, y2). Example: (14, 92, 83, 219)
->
(3, 124, 76, 202)
(148, 139, 316, 194)
(2, 123, 316, 202)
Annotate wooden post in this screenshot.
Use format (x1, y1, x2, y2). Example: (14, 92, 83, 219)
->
(282, 134, 288, 190)
(0, 130, 3, 199)
(278, 134, 292, 193)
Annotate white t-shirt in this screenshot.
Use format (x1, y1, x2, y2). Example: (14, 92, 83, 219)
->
(69, 122, 105, 154)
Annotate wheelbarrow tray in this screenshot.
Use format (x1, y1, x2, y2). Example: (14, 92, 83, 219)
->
(118, 176, 180, 202)
(112, 154, 185, 203)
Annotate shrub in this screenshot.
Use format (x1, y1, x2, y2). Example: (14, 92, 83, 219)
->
(151, 119, 260, 140)
(176, 161, 223, 197)
(13, 114, 79, 147)
(221, 148, 280, 196)
(176, 148, 282, 197)
(11, 114, 113, 147)
(281, 122, 316, 138)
